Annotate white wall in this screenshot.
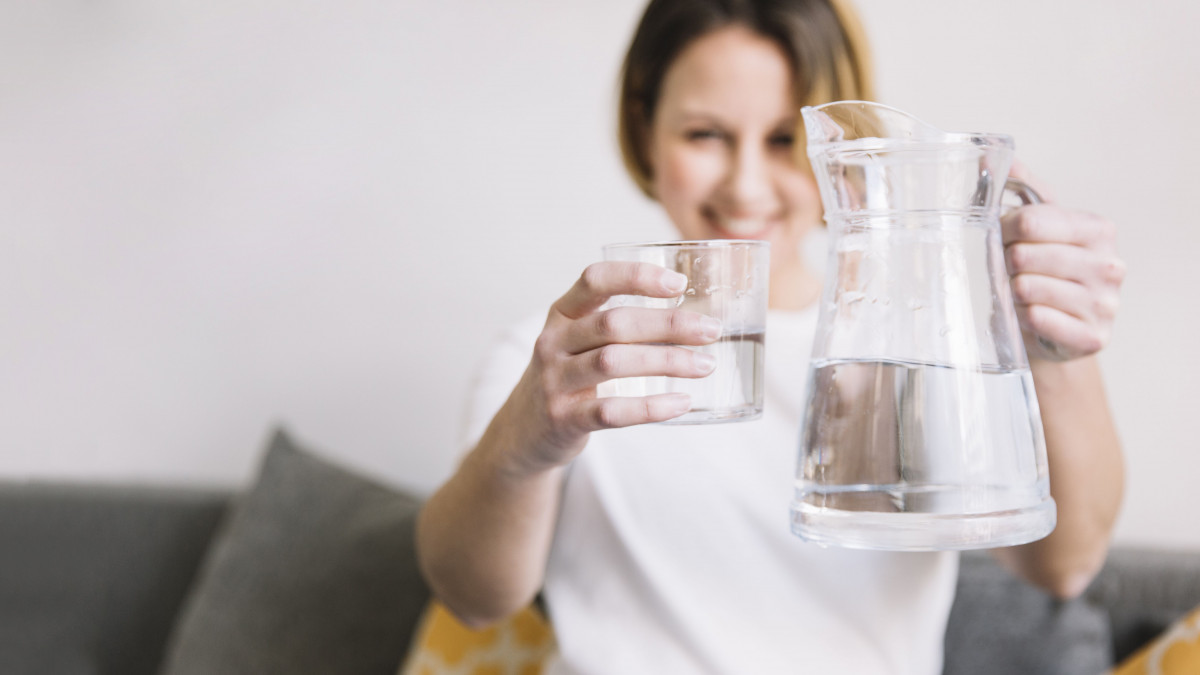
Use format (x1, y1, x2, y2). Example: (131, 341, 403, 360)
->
(2, 1, 1197, 548)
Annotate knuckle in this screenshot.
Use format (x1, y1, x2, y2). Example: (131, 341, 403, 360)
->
(1008, 244, 1032, 271)
(629, 262, 657, 290)
(593, 400, 621, 429)
(666, 309, 689, 335)
(640, 398, 658, 423)
(579, 263, 605, 293)
(1025, 304, 1051, 332)
(1014, 210, 1042, 240)
(545, 397, 571, 427)
(660, 346, 684, 372)
(532, 332, 558, 363)
(1011, 276, 1035, 303)
(594, 345, 622, 377)
(595, 308, 626, 341)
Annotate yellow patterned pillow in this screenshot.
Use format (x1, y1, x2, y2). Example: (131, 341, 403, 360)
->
(1112, 605, 1200, 675)
(399, 600, 556, 675)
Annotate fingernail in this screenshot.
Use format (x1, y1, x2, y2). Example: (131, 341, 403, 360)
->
(693, 351, 717, 373)
(665, 393, 691, 416)
(662, 271, 688, 294)
(699, 316, 722, 341)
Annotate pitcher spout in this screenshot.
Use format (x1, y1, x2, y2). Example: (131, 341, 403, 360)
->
(801, 101, 1017, 216)
(802, 100, 960, 148)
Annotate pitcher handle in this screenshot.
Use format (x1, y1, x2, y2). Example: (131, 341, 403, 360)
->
(1003, 177, 1072, 360)
(1004, 177, 1043, 205)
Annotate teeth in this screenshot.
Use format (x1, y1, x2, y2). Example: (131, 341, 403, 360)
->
(721, 218, 767, 235)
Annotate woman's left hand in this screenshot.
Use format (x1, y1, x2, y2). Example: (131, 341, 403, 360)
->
(1001, 163, 1126, 362)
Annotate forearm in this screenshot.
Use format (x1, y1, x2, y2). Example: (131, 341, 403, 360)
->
(416, 401, 565, 628)
(417, 263, 714, 626)
(991, 355, 1124, 598)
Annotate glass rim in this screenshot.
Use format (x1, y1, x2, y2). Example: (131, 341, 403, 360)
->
(603, 239, 771, 252)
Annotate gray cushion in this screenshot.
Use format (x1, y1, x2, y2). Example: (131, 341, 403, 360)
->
(159, 428, 429, 675)
(0, 484, 228, 675)
(1085, 547, 1200, 663)
(943, 551, 1112, 675)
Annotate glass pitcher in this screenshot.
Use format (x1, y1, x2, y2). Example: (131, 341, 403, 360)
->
(790, 101, 1056, 551)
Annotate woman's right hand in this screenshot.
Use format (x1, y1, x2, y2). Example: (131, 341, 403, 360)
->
(495, 261, 722, 474)
(420, 258, 723, 626)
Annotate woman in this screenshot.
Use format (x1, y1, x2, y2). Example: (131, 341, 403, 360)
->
(417, 0, 1125, 672)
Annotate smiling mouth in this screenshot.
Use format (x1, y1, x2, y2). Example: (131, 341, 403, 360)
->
(708, 213, 777, 239)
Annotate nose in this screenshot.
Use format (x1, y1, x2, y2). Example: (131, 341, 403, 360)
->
(724, 141, 773, 211)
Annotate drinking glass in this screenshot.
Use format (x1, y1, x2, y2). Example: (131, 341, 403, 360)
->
(599, 240, 770, 424)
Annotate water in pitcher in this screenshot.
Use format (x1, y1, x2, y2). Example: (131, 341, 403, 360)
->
(794, 358, 1049, 525)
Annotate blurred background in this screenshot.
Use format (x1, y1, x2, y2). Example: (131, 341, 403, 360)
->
(2, 0, 1196, 548)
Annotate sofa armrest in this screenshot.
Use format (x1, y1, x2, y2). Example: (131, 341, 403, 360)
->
(0, 483, 231, 675)
(1085, 546, 1200, 663)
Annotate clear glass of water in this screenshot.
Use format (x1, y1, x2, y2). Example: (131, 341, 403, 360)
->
(599, 240, 770, 424)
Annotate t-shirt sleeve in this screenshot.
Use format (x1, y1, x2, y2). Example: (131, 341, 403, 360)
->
(458, 313, 544, 454)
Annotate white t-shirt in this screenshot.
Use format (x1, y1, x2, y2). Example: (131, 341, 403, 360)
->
(462, 306, 958, 675)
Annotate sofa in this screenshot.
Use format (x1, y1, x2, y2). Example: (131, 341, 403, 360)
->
(2, 429, 1198, 675)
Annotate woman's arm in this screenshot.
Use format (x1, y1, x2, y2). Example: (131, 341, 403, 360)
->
(416, 262, 721, 627)
(988, 166, 1127, 598)
(991, 356, 1124, 598)
(415, 394, 570, 629)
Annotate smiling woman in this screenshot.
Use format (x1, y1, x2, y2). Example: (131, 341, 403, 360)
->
(414, 0, 1125, 672)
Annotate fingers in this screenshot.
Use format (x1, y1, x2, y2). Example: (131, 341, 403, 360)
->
(515, 263, 722, 460)
(558, 344, 717, 391)
(553, 262, 688, 320)
(1011, 274, 1094, 321)
(1012, 271, 1119, 325)
(1010, 271, 1120, 360)
(531, 344, 710, 444)
(575, 393, 694, 431)
(1005, 243, 1091, 284)
(1002, 204, 1116, 249)
(1000, 197, 1124, 361)
(1015, 304, 1107, 360)
(1006, 241, 1127, 287)
(560, 306, 721, 355)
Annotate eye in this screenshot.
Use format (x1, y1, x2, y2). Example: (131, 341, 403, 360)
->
(685, 128, 724, 142)
(768, 132, 795, 148)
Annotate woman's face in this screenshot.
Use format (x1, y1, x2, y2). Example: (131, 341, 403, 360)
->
(647, 26, 822, 297)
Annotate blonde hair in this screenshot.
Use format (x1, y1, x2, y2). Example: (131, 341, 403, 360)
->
(617, 0, 875, 198)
